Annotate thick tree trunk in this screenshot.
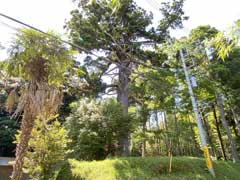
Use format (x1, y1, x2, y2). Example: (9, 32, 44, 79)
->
(212, 104, 227, 160)
(11, 107, 35, 180)
(216, 94, 239, 162)
(117, 64, 131, 156)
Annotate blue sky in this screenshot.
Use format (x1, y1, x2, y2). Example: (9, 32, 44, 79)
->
(0, 0, 240, 59)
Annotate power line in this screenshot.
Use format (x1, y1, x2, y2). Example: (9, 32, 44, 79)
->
(0, 13, 51, 37)
(145, 0, 161, 11)
(0, 12, 126, 71)
(151, 0, 162, 6)
(0, 12, 167, 72)
(0, 13, 91, 52)
(0, 12, 116, 66)
(145, 0, 190, 36)
(0, 20, 20, 32)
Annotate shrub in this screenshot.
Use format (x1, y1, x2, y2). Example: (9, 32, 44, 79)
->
(65, 98, 134, 160)
(16, 116, 71, 180)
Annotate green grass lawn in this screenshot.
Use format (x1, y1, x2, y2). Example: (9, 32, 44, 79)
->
(56, 156, 240, 180)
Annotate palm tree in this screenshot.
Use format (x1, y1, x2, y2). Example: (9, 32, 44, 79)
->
(5, 29, 73, 180)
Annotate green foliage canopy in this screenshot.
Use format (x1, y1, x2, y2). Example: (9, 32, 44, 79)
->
(6, 29, 74, 87)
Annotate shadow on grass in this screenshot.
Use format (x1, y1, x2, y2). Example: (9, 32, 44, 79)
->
(112, 157, 210, 180)
(56, 157, 240, 180)
(56, 162, 78, 180)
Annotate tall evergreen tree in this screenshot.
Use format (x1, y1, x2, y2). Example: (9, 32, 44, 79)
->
(66, 0, 187, 155)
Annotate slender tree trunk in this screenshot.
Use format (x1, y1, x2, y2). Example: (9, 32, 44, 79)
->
(216, 94, 239, 162)
(155, 111, 161, 155)
(187, 114, 202, 156)
(212, 104, 227, 160)
(163, 112, 170, 156)
(200, 107, 215, 157)
(232, 123, 240, 138)
(173, 110, 181, 156)
(164, 112, 168, 131)
(155, 111, 159, 129)
(166, 113, 173, 157)
(231, 108, 240, 135)
(142, 108, 149, 157)
(142, 120, 147, 157)
(117, 63, 131, 156)
(168, 139, 173, 173)
(11, 107, 35, 180)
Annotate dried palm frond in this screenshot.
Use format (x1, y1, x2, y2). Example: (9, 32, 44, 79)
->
(5, 89, 18, 113)
(12, 83, 62, 118)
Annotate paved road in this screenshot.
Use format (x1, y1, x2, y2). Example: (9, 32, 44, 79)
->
(0, 157, 14, 166)
(0, 157, 28, 180)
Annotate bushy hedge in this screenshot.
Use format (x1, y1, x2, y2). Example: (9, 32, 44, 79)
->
(65, 98, 136, 160)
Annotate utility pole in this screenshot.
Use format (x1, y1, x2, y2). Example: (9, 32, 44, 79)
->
(179, 48, 215, 178)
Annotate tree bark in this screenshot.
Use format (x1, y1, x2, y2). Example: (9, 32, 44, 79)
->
(187, 115, 200, 156)
(154, 111, 161, 155)
(232, 122, 240, 138)
(141, 120, 147, 157)
(117, 63, 131, 156)
(199, 107, 215, 157)
(231, 108, 240, 135)
(141, 107, 149, 157)
(163, 112, 169, 156)
(154, 111, 159, 129)
(212, 104, 227, 161)
(173, 110, 181, 156)
(11, 107, 35, 180)
(216, 94, 239, 162)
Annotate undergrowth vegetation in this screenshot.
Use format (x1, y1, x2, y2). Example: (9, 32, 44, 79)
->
(56, 157, 240, 180)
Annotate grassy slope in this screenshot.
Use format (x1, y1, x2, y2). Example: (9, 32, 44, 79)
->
(57, 157, 240, 180)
